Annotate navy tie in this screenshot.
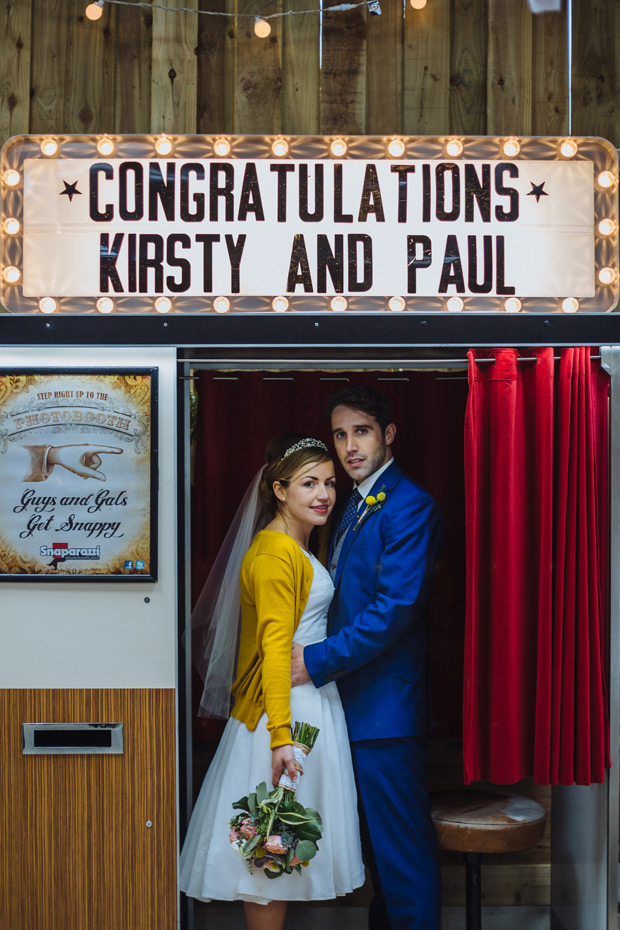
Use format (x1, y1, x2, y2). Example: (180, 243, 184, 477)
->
(335, 488, 363, 545)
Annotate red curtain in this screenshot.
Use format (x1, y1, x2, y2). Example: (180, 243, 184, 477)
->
(191, 370, 469, 743)
(463, 347, 610, 785)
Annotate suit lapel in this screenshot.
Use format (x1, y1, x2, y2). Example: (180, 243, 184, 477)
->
(333, 460, 402, 589)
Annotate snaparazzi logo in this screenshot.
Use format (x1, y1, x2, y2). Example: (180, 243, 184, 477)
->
(41, 543, 102, 566)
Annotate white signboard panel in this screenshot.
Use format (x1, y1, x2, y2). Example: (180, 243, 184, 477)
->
(21, 157, 594, 299)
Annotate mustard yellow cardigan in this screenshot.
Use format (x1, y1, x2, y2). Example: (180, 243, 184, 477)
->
(231, 530, 314, 749)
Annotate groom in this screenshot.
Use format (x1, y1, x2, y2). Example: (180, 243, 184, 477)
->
(291, 385, 443, 930)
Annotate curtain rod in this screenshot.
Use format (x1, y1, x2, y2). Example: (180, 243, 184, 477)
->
(180, 355, 602, 369)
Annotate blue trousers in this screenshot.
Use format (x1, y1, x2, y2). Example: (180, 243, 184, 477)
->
(350, 736, 441, 930)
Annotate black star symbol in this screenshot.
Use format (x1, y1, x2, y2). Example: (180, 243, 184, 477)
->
(527, 181, 549, 203)
(60, 180, 82, 202)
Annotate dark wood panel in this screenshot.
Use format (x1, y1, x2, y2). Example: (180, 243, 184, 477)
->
(531, 4, 568, 136)
(151, 0, 198, 133)
(235, 0, 283, 134)
(114, 0, 153, 134)
(403, 0, 450, 136)
(449, 0, 488, 136)
(0, 0, 31, 145)
(320, 0, 367, 135)
(196, 0, 236, 134)
(487, 0, 532, 136)
(571, 0, 616, 144)
(366, 0, 403, 135)
(0, 689, 176, 930)
(282, 0, 320, 135)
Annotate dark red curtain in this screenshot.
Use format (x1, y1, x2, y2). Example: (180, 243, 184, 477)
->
(463, 347, 610, 786)
(191, 370, 468, 743)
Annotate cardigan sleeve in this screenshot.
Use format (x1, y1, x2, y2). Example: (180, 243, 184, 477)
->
(251, 551, 297, 749)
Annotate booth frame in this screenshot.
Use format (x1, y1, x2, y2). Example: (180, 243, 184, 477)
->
(1, 312, 618, 930)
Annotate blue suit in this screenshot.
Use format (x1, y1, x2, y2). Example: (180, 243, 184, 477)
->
(304, 460, 443, 929)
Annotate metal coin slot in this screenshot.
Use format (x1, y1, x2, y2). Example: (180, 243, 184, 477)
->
(22, 722, 124, 755)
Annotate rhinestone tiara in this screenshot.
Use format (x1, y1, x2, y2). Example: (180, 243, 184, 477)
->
(281, 438, 328, 460)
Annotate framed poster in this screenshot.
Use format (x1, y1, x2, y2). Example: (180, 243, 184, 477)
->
(0, 369, 158, 580)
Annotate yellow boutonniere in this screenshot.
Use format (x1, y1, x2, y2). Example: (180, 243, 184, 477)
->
(354, 488, 388, 531)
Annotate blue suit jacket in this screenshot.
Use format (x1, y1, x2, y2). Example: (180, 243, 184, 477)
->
(304, 461, 443, 742)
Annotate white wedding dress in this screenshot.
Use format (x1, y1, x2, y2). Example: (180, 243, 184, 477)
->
(179, 548, 365, 904)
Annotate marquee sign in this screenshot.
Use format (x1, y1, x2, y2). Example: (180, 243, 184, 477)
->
(0, 135, 617, 314)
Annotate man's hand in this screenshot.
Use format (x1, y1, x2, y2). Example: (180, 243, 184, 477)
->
(291, 642, 311, 686)
(271, 745, 297, 788)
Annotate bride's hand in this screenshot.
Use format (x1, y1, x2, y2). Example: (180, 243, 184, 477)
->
(272, 745, 297, 788)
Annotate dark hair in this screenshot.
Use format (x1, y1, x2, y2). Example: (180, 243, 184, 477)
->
(258, 433, 332, 521)
(326, 386, 394, 433)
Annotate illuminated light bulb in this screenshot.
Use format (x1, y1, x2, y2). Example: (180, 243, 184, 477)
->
(3, 265, 20, 284)
(271, 138, 289, 158)
(330, 138, 348, 158)
(387, 138, 406, 158)
(155, 135, 173, 156)
(445, 138, 463, 158)
(213, 296, 230, 313)
(40, 137, 58, 157)
(446, 296, 464, 312)
(39, 297, 57, 314)
(272, 296, 289, 312)
(154, 296, 172, 313)
(504, 297, 522, 313)
(388, 296, 406, 312)
(598, 218, 616, 236)
(502, 138, 520, 158)
(597, 170, 615, 189)
(560, 139, 578, 158)
(3, 217, 20, 235)
(2, 169, 20, 187)
(330, 296, 348, 312)
(213, 137, 231, 157)
(561, 297, 579, 313)
(97, 297, 114, 314)
(254, 17, 271, 37)
(598, 266, 617, 286)
(97, 136, 115, 157)
(409, 0, 427, 7)
(85, 0, 104, 19)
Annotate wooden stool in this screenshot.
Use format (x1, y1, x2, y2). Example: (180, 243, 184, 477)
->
(430, 790, 547, 930)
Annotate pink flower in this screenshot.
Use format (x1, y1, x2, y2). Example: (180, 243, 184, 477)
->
(229, 829, 241, 843)
(240, 817, 256, 839)
(264, 835, 289, 854)
(290, 854, 303, 866)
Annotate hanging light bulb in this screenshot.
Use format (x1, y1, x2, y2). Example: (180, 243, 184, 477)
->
(254, 17, 271, 37)
(409, 0, 427, 8)
(85, 0, 104, 20)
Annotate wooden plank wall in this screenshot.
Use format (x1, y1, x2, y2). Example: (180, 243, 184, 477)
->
(0, 0, 617, 146)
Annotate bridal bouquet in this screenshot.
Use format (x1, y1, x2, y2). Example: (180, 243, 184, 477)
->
(228, 722, 323, 878)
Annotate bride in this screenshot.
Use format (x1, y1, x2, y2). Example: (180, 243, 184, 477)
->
(179, 434, 365, 930)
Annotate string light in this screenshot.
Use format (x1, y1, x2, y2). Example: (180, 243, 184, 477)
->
(560, 139, 578, 158)
(254, 17, 271, 36)
(561, 298, 579, 313)
(409, 0, 427, 8)
(3, 266, 20, 284)
(272, 296, 289, 312)
(84, 0, 379, 28)
(213, 296, 230, 313)
(39, 297, 57, 314)
(97, 297, 114, 313)
(85, 0, 104, 19)
(3, 217, 20, 235)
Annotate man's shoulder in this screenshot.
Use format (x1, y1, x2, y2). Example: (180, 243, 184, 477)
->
(384, 463, 439, 510)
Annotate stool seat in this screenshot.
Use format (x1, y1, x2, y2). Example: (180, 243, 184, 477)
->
(430, 789, 546, 854)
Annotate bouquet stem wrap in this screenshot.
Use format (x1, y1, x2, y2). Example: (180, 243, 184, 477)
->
(278, 742, 310, 792)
